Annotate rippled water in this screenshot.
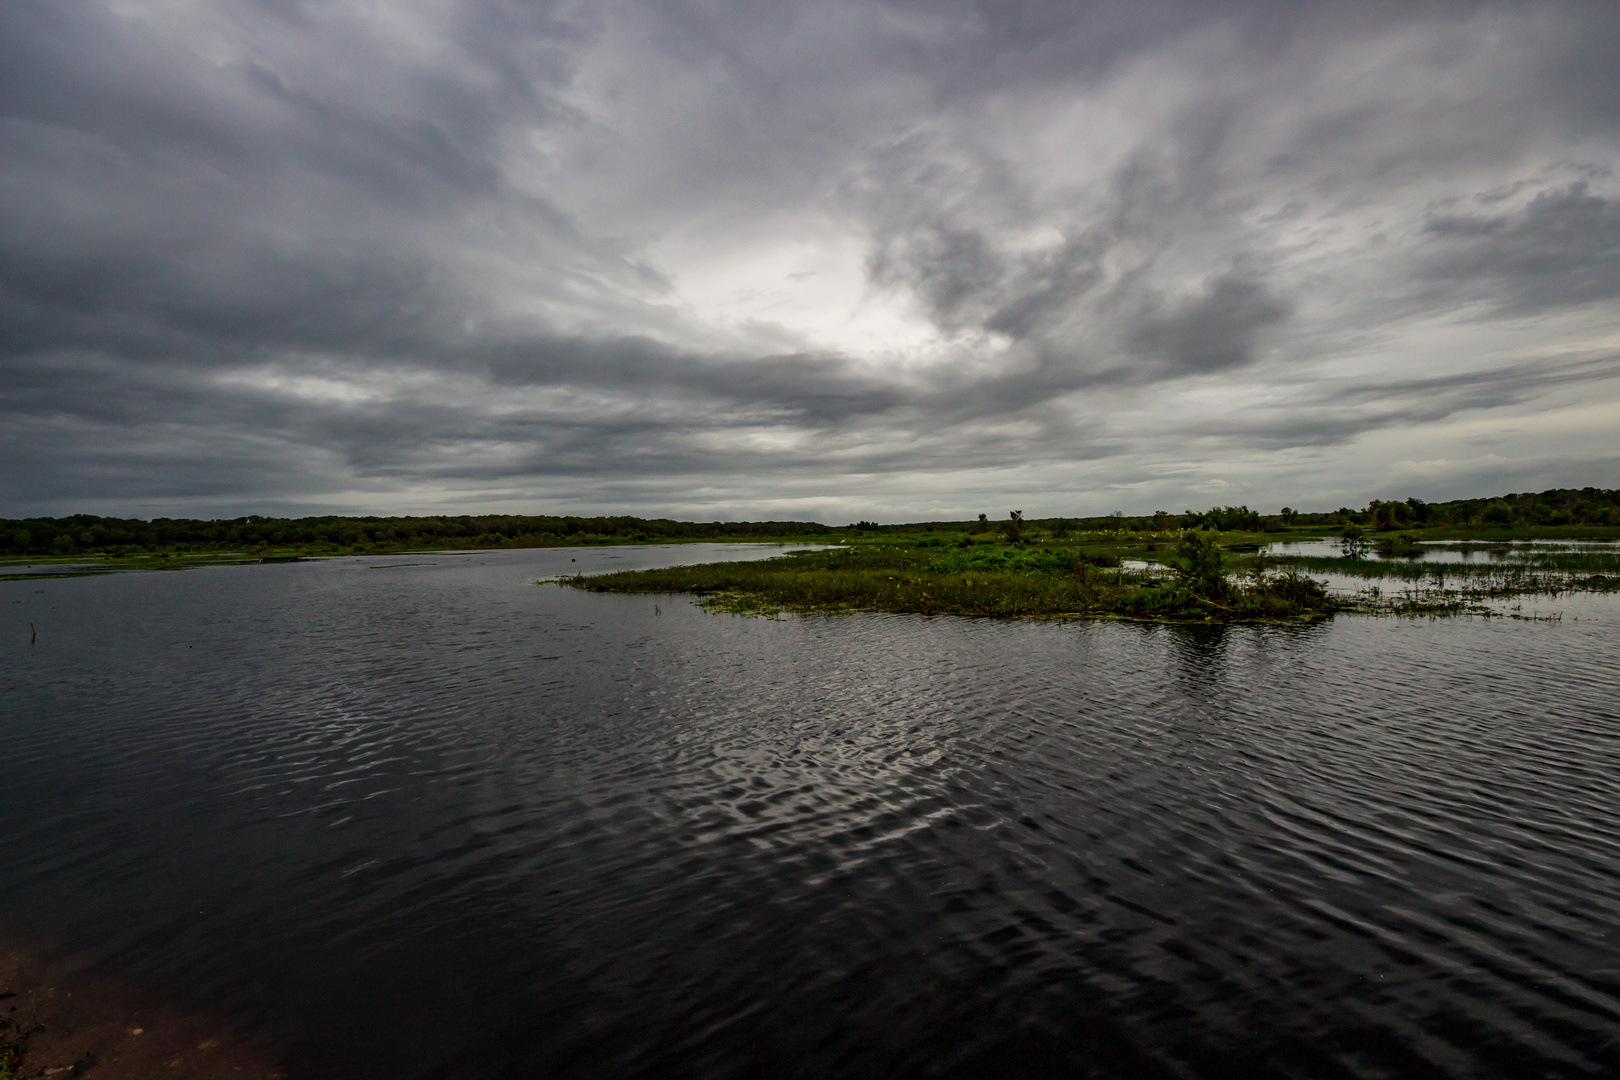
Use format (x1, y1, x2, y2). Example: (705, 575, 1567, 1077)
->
(1262, 537, 1620, 563)
(4, 546, 1619, 1079)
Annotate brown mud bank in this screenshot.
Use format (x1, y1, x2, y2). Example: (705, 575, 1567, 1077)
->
(1, 939, 319, 1080)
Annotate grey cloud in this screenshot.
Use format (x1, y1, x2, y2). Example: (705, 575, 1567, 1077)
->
(479, 336, 908, 424)
(1195, 353, 1620, 451)
(983, 233, 1107, 340)
(1422, 183, 1620, 315)
(1123, 272, 1292, 377)
(869, 224, 1007, 332)
(3, 0, 1620, 518)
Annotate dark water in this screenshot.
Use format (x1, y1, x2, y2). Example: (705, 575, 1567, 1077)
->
(4, 547, 1619, 1079)
(1261, 537, 1620, 564)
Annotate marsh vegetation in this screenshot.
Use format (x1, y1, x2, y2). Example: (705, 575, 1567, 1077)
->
(3, 487, 1615, 562)
(568, 527, 1337, 623)
(9, 489, 1619, 624)
(562, 497, 1620, 624)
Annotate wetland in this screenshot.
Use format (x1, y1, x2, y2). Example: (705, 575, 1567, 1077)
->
(4, 494, 1620, 1078)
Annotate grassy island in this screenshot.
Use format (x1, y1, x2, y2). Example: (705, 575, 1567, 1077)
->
(562, 490, 1620, 622)
(567, 530, 1339, 623)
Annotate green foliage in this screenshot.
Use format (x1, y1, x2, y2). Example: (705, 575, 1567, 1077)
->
(1254, 569, 1332, 608)
(4, 486, 1618, 563)
(1373, 532, 1425, 558)
(567, 536, 1336, 623)
(1340, 523, 1370, 558)
(1202, 506, 1261, 531)
(0, 513, 836, 557)
(1173, 530, 1229, 597)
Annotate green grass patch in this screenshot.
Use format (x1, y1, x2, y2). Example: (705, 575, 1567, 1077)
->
(560, 534, 1338, 623)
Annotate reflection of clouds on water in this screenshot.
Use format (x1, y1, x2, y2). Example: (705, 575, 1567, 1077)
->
(7, 550, 1620, 1077)
(1264, 538, 1620, 565)
(1260, 537, 1620, 613)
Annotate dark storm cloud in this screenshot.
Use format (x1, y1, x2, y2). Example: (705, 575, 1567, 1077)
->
(2, 0, 1619, 517)
(477, 337, 906, 423)
(1422, 182, 1620, 315)
(1123, 272, 1292, 377)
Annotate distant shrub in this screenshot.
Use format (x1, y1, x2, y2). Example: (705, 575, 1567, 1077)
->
(1174, 531, 1229, 598)
(1373, 532, 1424, 558)
(1340, 524, 1369, 558)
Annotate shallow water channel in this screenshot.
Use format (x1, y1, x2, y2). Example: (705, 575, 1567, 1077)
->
(3, 545, 1619, 1079)
(1262, 536, 1620, 563)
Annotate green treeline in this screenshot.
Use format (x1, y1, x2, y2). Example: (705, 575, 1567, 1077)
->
(0, 513, 833, 557)
(4, 486, 1617, 558)
(975, 487, 1620, 536)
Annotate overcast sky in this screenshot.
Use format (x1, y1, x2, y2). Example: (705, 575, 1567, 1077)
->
(2, 0, 1617, 521)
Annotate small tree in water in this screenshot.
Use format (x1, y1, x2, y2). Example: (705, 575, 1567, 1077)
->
(1340, 523, 1370, 559)
(1174, 531, 1230, 599)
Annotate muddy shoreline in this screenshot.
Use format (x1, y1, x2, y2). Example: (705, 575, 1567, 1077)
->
(1, 939, 308, 1080)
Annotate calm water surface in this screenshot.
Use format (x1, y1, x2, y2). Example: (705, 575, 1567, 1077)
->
(3, 546, 1619, 1079)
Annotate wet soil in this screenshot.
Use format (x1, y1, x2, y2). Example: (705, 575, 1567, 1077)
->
(1, 942, 294, 1080)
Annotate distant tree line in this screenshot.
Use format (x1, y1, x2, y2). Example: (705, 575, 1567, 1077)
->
(0, 513, 835, 556)
(880, 487, 1620, 536)
(4, 487, 1616, 556)
(1033, 487, 1620, 534)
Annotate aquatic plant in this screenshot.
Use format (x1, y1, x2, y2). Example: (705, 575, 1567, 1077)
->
(1373, 532, 1425, 558)
(561, 538, 1337, 623)
(1271, 548, 1620, 582)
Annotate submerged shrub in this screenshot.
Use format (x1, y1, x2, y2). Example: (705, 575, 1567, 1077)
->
(1373, 532, 1424, 558)
(1253, 570, 1330, 607)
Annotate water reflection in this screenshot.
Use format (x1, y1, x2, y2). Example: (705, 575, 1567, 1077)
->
(1263, 536, 1620, 563)
(2, 549, 1619, 1079)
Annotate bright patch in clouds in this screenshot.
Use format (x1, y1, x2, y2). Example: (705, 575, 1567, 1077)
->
(650, 221, 944, 359)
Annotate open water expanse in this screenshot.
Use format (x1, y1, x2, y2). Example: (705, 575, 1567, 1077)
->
(3, 545, 1619, 1079)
